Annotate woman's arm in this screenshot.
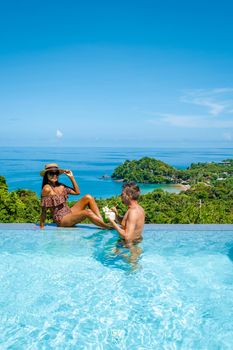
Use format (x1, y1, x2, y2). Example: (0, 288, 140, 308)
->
(63, 170, 80, 195)
(40, 207, 47, 229)
(40, 185, 52, 229)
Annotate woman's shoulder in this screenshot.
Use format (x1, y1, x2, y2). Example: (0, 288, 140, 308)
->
(42, 183, 66, 196)
(41, 184, 52, 197)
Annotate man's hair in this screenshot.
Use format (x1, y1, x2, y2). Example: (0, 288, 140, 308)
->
(122, 182, 140, 200)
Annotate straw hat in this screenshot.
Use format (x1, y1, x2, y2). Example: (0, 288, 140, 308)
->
(40, 163, 64, 176)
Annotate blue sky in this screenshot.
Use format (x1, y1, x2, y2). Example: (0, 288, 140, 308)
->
(0, 0, 233, 147)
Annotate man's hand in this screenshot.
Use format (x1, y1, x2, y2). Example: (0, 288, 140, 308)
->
(108, 217, 115, 224)
(110, 207, 118, 214)
(108, 217, 124, 234)
(110, 206, 123, 224)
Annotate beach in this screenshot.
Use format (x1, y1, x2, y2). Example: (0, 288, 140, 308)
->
(172, 183, 191, 191)
(0, 147, 231, 198)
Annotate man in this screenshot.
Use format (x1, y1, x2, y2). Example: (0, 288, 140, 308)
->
(108, 182, 145, 246)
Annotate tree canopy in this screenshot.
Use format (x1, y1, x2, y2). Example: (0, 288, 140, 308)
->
(112, 157, 233, 185)
(0, 158, 232, 224)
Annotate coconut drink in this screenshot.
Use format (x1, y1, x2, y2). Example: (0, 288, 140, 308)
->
(102, 206, 116, 222)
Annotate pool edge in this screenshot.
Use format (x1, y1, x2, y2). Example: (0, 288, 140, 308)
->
(0, 223, 233, 231)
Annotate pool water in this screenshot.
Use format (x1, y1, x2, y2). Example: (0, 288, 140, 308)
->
(0, 228, 233, 349)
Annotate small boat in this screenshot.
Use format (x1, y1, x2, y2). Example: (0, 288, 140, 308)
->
(99, 174, 111, 180)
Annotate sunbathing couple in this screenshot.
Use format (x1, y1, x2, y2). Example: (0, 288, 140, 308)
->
(40, 163, 145, 245)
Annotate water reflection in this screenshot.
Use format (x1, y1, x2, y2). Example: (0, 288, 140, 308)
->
(83, 231, 143, 272)
(227, 246, 233, 263)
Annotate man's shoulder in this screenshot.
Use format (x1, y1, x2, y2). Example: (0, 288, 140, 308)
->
(134, 204, 145, 213)
(137, 204, 144, 211)
(128, 205, 144, 216)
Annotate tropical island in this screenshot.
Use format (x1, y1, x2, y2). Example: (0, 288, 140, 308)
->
(112, 157, 233, 186)
(0, 158, 233, 224)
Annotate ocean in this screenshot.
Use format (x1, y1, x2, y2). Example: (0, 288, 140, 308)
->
(0, 147, 232, 199)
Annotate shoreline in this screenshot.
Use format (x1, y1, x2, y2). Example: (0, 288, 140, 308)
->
(112, 181, 190, 195)
(172, 184, 191, 191)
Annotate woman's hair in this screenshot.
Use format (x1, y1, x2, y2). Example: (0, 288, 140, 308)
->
(41, 173, 59, 190)
(41, 173, 49, 190)
(122, 182, 140, 200)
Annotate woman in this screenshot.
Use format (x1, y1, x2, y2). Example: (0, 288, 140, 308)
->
(40, 163, 111, 229)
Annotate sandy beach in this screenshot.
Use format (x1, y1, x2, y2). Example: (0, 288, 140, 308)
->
(173, 184, 191, 191)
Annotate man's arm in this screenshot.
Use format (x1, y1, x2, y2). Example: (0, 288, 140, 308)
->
(110, 207, 124, 225)
(109, 210, 137, 242)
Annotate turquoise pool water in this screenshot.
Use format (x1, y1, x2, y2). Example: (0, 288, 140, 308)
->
(0, 228, 233, 349)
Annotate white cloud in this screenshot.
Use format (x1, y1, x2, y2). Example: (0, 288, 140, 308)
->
(143, 88, 233, 132)
(181, 88, 233, 116)
(148, 113, 233, 128)
(192, 99, 224, 116)
(223, 132, 232, 141)
(56, 129, 63, 138)
(211, 88, 233, 94)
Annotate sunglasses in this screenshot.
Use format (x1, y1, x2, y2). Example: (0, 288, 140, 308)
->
(47, 171, 59, 177)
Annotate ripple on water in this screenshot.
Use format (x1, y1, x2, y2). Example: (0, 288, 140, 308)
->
(0, 229, 233, 349)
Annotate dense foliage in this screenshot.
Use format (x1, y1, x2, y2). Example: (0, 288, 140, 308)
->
(0, 159, 232, 224)
(96, 178, 233, 224)
(112, 157, 177, 183)
(112, 157, 233, 185)
(0, 179, 43, 223)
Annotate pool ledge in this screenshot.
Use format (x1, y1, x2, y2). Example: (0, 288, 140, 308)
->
(0, 223, 233, 231)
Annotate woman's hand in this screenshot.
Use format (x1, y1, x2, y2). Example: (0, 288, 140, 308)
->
(63, 170, 80, 194)
(63, 170, 74, 178)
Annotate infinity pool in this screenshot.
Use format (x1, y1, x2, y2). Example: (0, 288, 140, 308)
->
(0, 227, 233, 349)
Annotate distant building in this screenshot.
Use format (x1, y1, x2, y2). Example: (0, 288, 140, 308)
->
(218, 161, 231, 165)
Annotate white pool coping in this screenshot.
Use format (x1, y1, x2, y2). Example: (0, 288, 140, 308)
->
(0, 223, 233, 231)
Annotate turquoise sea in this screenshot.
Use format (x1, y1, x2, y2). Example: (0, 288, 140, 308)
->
(0, 147, 232, 198)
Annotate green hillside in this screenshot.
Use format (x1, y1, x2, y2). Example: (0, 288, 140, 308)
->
(112, 157, 233, 185)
